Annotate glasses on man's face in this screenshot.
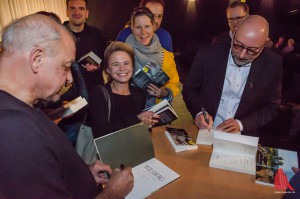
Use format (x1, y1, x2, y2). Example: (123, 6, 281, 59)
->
(227, 15, 247, 23)
(232, 41, 264, 56)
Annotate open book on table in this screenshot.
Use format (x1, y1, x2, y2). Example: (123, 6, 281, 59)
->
(209, 131, 259, 175)
(94, 123, 180, 199)
(78, 51, 102, 68)
(255, 145, 298, 187)
(132, 60, 170, 90)
(47, 96, 87, 120)
(147, 99, 178, 127)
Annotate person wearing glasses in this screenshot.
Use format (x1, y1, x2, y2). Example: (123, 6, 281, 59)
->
(183, 15, 282, 136)
(212, 1, 249, 44)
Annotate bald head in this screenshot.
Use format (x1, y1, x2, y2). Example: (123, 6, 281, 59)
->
(235, 15, 269, 48)
(1, 14, 74, 56)
(231, 15, 269, 66)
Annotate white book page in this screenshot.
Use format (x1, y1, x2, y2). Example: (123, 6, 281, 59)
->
(126, 158, 180, 199)
(214, 131, 259, 147)
(210, 151, 256, 174)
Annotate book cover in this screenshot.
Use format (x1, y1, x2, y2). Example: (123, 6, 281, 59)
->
(165, 127, 198, 152)
(133, 60, 170, 90)
(255, 145, 298, 187)
(94, 123, 180, 199)
(48, 96, 87, 120)
(209, 131, 259, 175)
(78, 51, 102, 68)
(148, 100, 178, 127)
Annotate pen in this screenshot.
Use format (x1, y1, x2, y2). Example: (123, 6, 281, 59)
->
(202, 108, 211, 132)
(120, 164, 125, 170)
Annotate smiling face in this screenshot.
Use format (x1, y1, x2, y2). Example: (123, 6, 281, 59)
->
(66, 0, 89, 27)
(132, 15, 155, 46)
(106, 51, 133, 85)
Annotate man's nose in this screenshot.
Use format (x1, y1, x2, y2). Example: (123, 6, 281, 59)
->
(66, 70, 73, 84)
(239, 48, 247, 58)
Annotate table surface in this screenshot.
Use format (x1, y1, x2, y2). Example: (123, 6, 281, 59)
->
(146, 124, 284, 199)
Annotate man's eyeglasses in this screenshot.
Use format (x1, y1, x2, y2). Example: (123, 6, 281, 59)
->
(227, 15, 247, 23)
(232, 42, 264, 56)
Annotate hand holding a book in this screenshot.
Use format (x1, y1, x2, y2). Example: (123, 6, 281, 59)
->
(84, 63, 100, 72)
(147, 83, 169, 98)
(217, 118, 240, 133)
(137, 111, 160, 126)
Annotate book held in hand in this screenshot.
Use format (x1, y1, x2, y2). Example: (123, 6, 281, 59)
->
(133, 60, 170, 90)
(165, 127, 198, 152)
(209, 131, 259, 175)
(147, 99, 178, 127)
(94, 123, 180, 199)
(78, 51, 102, 68)
(48, 96, 87, 120)
(255, 145, 298, 187)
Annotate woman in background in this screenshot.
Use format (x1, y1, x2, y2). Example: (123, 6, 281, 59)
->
(89, 42, 159, 138)
(126, 7, 179, 108)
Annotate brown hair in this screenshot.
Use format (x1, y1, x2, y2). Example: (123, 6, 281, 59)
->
(131, 7, 155, 27)
(66, 0, 88, 8)
(227, 1, 249, 14)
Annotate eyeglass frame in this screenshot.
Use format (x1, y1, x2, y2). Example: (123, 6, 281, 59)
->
(232, 36, 265, 56)
(227, 15, 247, 23)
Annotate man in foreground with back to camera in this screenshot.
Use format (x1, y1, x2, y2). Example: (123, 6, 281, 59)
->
(183, 15, 282, 136)
(0, 14, 133, 199)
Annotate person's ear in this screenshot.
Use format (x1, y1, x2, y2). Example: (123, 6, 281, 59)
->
(106, 67, 111, 75)
(85, 9, 89, 19)
(30, 48, 44, 74)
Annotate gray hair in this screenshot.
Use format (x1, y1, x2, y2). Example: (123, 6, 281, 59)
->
(1, 14, 67, 56)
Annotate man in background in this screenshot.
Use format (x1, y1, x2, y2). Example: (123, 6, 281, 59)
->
(212, 1, 249, 44)
(183, 15, 282, 136)
(116, 0, 173, 52)
(0, 14, 133, 198)
(64, 0, 105, 92)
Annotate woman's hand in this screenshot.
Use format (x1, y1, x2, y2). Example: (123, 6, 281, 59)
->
(137, 111, 160, 126)
(147, 84, 169, 98)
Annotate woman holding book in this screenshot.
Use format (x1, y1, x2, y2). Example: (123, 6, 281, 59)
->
(89, 42, 159, 138)
(125, 7, 179, 108)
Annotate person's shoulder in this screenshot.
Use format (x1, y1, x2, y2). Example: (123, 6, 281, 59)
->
(212, 32, 230, 44)
(84, 23, 101, 33)
(261, 47, 283, 63)
(116, 27, 132, 42)
(156, 28, 172, 38)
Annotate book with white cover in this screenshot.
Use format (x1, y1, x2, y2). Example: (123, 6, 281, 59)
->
(126, 158, 180, 199)
(78, 51, 102, 67)
(48, 96, 87, 120)
(165, 127, 198, 152)
(209, 131, 259, 175)
(196, 129, 214, 145)
(94, 123, 180, 198)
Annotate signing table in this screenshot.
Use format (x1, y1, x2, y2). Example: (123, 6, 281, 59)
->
(147, 124, 284, 199)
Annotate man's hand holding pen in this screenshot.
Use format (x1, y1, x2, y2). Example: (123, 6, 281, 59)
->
(194, 108, 213, 130)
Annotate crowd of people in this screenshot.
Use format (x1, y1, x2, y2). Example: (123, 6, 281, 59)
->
(0, 0, 299, 198)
